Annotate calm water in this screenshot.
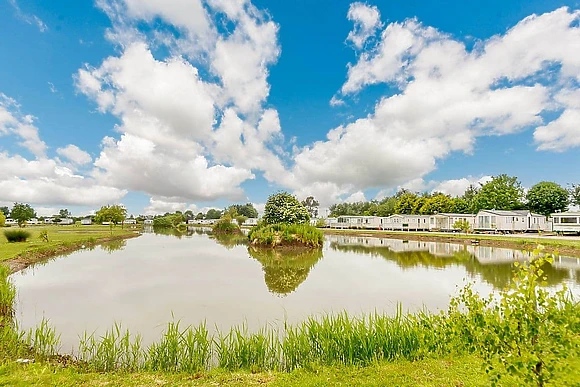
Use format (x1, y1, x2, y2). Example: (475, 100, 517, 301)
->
(11, 228, 580, 352)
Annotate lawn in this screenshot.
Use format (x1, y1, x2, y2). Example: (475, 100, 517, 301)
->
(0, 355, 517, 387)
(0, 225, 140, 263)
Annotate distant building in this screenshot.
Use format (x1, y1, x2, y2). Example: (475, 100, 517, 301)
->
(125, 219, 137, 225)
(428, 213, 476, 232)
(144, 219, 153, 225)
(551, 212, 580, 234)
(475, 210, 548, 233)
(81, 217, 92, 225)
(60, 218, 74, 225)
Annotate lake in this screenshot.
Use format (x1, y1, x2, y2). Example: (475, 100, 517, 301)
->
(11, 228, 580, 352)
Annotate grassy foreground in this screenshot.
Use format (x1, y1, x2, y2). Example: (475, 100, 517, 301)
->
(0, 355, 515, 386)
(0, 225, 140, 271)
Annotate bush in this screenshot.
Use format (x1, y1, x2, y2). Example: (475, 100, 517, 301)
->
(3, 229, 31, 242)
(248, 223, 324, 248)
(263, 192, 310, 225)
(212, 218, 241, 234)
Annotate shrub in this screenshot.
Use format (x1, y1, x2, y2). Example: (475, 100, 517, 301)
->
(3, 229, 31, 242)
(248, 223, 323, 248)
(263, 192, 310, 225)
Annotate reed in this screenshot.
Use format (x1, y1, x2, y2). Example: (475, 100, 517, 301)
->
(3, 229, 31, 243)
(26, 318, 61, 359)
(0, 265, 16, 323)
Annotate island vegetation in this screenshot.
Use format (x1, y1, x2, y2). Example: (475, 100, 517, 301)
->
(248, 192, 323, 248)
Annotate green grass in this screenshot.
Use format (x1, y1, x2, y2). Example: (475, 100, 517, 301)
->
(0, 225, 139, 263)
(248, 223, 324, 248)
(3, 229, 32, 243)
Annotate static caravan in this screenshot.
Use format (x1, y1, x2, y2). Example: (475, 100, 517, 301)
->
(81, 217, 92, 225)
(511, 210, 548, 232)
(243, 218, 259, 226)
(324, 217, 337, 227)
(429, 213, 476, 232)
(551, 212, 580, 234)
(475, 210, 529, 233)
(60, 218, 74, 225)
(27, 218, 39, 225)
(125, 219, 137, 225)
(44, 218, 54, 224)
(380, 215, 429, 231)
(5, 218, 17, 226)
(335, 216, 380, 229)
(144, 219, 154, 225)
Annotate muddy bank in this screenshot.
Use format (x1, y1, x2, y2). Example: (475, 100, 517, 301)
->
(5, 232, 141, 274)
(323, 229, 580, 258)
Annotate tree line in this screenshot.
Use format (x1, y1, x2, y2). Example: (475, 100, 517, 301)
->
(329, 175, 580, 217)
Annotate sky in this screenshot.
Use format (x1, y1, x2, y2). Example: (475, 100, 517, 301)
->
(1, 0, 580, 217)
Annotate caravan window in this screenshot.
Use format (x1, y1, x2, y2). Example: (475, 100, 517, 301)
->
(561, 217, 578, 224)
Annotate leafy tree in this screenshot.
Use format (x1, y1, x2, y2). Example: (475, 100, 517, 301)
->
(229, 203, 258, 218)
(205, 209, 223, 220)
(471, 174, 524, 212)
(94, 205, 127, 232)
(394, 192, 419, 214)
(195, 212, 204, 220)
(59, 209, 71, 218)
(301, 196, 320, 218)
(0, 206, 9, 217)
(235, 215, 248, 226)
(419, 194, 454, 215)
(10, 203, 36, 227)
(263, 192, 310, 225)
(184, 210, 194, 220)
(0, 212, 5, 227)
(451, 197, 470, 214)
(526, 182, 569, 216)
(570, 184, 580, 207)
(376, 197, 397, 216)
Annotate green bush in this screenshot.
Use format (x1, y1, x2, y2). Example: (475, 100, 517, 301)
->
(3, 229, 31, 242)
(263, 192, 310, 225)
(212, 218, 241, 234)
(248, 223, 323, 248)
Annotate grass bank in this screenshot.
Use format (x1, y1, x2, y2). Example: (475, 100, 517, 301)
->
(324, 228, 580, 256)
(249, 223, 323, 248)
(1, 225, 141, 273)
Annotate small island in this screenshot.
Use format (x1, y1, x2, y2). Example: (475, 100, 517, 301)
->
(248, 192, 323, 249)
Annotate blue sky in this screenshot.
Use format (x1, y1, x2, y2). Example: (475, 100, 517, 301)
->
(1, 0, 579, 217)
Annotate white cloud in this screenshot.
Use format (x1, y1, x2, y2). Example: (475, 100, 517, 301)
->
(346, 2, 382, 49)
(57, 144, 92, 165)
(287, 7, 580, 205)
(329, 95, 346, 107)
(0, 94, 47, 157)
(431, 176, 492, 196)
(143, 197, 198, 216)
(8, 0, 48, 33)
(344, 191, 367, 203)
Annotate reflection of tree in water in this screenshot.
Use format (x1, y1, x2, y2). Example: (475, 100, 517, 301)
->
(248, 247, 323, 296)
(152, 226, 195, 238)
(100, 239, 127, 254)
(330, 242, 573, 290)
(211, 233, 248, 250)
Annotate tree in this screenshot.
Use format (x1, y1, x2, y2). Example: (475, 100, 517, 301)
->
(471, 174, 524, 212)
(526, 182, 569, 217)
(0, 212, 5, 227)
(59, 209, 71, 218)
(452, 219, 471, 233)
(570, 184, 580, 207)
(394, 192, 419, 214)
(10, 203, 36, 227)
(301, 196, 320, 218)
(184, 210, 194, 220)
(205, 209, 223, 219)
(195, 212, 204, 220)
(263, 192, 310, 225)
(451, 197, 470, 214)
(419, 194, 454, 215)
(94, 205, 127, 232)
(0, 206, 9, 217)
(235, 215, 248, 226)
(228, 203, 258, 218)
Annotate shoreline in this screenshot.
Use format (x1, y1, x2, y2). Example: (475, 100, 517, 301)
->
(5, 231, 141, 274)
(322, 228, 580, 257)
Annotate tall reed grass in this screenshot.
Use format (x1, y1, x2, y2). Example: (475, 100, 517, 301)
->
(248, 223, 324, 248)
(3, 229, 31, 242)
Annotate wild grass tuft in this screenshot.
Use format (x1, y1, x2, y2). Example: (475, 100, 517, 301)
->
(0, 265, 16, 323)
(3, 229, 31, 243)
(248, 223, 324, 248)
(26, 318, 61, 359)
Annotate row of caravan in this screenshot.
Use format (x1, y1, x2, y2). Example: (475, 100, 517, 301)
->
(325, 210, 580, 234)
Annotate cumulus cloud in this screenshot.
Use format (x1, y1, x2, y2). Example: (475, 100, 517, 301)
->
(0, 94, 47, 157)
(57, 144, 92, 165)
(346, 2, 382, 49)
(143, 197, 198, 216)
(288, 7, 580, 206)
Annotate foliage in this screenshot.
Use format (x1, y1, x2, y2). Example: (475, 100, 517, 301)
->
(205, 209, 223, 220)
(394, 192, 419, 214)
(526, 181, 569, 216)
(95, 205, 127, 226)
(212, 216, 241, 235)
(10, 203, 36, 227)
(452, 219, 471, 233)
(228, 203, 258, 219)
(59, 209, 71, 218)
(471, 174, 524, 212)
(39, 230, 49, 243)
(0, 206, 9, 217)
(443, 248, 580, 386)
(569, 184, 580, 207)
(0, 212, 5, 228)
(301, 196, 319, 218)
(153, 213, 184, 228)
(263, 192, 310, 225)
(419, 193, 454, 215)
(3, 229, 31, 242)
(235, 215, 248, 226)
(195, 212, 204, 220)
(315, 218, 326, 228)
(248, 223, 323, 248)
(0, 265, 16, 323)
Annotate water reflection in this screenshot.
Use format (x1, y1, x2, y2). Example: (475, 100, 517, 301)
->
(211, 233, 248, 250)
(248, 247, 323, 296)
(100, 239, 127, 254)
(329, 236, 579, 289)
